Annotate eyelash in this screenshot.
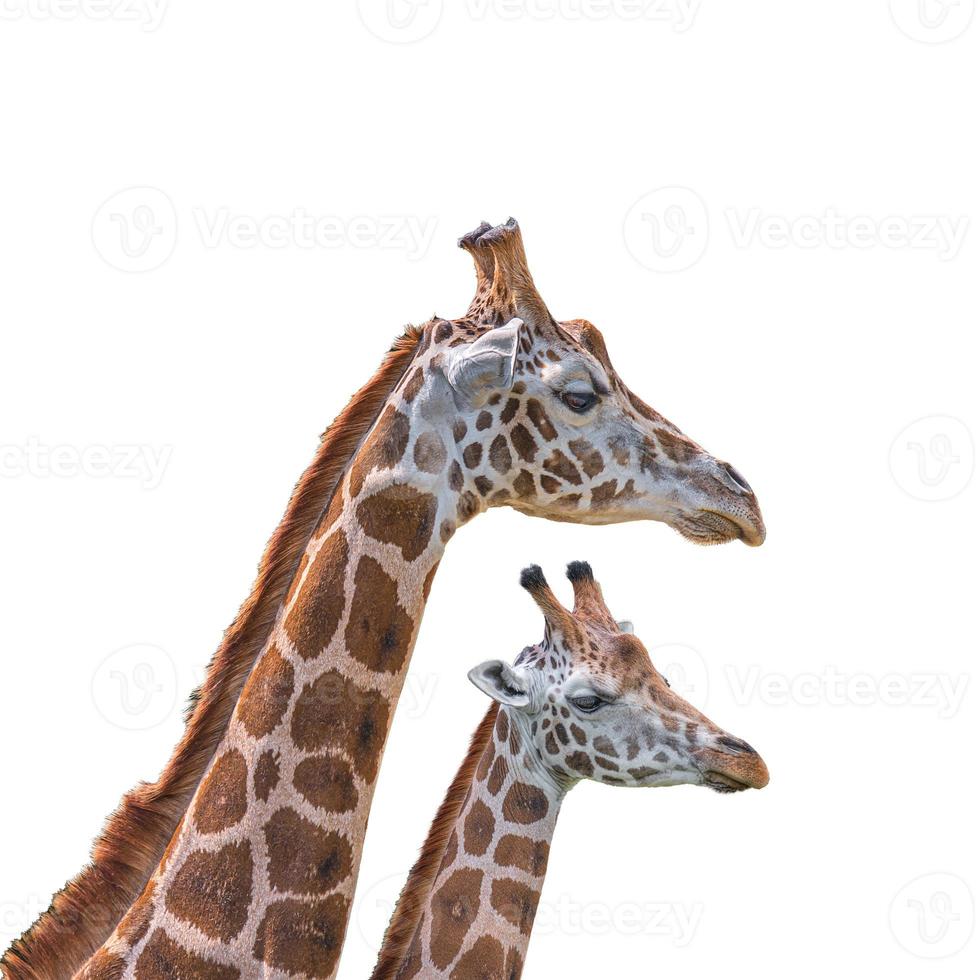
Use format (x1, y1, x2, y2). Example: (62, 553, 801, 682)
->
(571, 695, 603, 713)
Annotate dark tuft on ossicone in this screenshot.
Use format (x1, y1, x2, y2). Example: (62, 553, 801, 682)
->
(520, 564, 547, 591)
(565, 561, 594, 583)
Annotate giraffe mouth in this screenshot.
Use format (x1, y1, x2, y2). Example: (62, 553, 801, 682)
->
(673, 511, 747, 546)
(702, 770, 752, 794)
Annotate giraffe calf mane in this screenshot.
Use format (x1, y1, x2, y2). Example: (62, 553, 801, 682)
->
(371, 702, 500, 980)
(1, 325, 425, 980)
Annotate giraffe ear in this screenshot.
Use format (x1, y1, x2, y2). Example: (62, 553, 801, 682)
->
(468, 660, 531, 709)
(617, 620, 634, 634)
(444, 318, 523, 408)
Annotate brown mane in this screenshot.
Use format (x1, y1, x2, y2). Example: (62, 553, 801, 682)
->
(2, 325, 425, 980)
(370, 702, 499, 980)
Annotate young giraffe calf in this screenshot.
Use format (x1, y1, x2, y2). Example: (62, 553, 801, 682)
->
(374, 562, 769, 979)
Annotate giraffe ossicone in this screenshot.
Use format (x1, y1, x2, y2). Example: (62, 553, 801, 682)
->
(5, 218, 765, 980)
(375, 561, 769, 979)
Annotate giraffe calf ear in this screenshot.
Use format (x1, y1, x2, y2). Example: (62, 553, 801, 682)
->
(617, 620, 634, 634)
(445, 318, 523, 408)
(467, 659, 531, 709)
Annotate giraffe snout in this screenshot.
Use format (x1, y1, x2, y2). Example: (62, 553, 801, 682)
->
(701, 455, 767, 547)
(697, 736, 770, 792)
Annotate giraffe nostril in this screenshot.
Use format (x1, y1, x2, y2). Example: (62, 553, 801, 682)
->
(722, 462, 753, 494)
(717, 735, 755, 755)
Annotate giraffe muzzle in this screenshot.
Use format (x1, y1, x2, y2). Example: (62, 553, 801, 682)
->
(697, 743, 770, 792)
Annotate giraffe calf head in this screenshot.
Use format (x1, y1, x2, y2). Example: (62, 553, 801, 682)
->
(469, 562, 769, 794)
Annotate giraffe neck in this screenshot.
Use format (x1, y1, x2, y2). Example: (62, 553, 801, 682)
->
(396, 706, 566, 980)
(80, 363, 473, 978)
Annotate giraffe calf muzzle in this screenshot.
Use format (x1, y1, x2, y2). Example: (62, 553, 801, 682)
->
(698, 743, 770, 792)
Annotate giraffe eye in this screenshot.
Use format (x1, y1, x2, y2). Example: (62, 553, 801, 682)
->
(560, 390, 599, 414)
(570, 695, 603, 713)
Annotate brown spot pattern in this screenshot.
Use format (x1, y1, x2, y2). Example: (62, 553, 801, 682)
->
(495, 834, 550, 876)
(429, 869, 483, 970)
(193, 749, 247, 834)
(356, 484, 437, 562)
(165, 841, 253, 941)
(402, 367, 424, 402)
(345, 556, 415, 674)
(487, 756, 508, 796)
(293, 753, 359, 813)
(349, 406, 411, 498)
(135, 929, 240, 980)
(526, 399, 557, 440)
(254, 749, 280, 802)
(502, 783, 550, 824)
(488, 434, 512, 474)
(490, 878, 540, 935)
(542, 449, 582, 485)
(569, 438, 604, 477)
(462, 799, 495, 856)
(500, 398, 520, 424)
(451, 936, 505, 979)
(252, 894, 349, 979)
(236, 643, 295, 738)
(284, 528, 349, 660)
(655, 427, 698, 463)
(413, 431, 447, 474)
(291, 669, 389, 782)
(510, 424, 537, 463)
(512, 470, 535, 497)
(565, 751, 594, 777)
(265, 807, 353, 895)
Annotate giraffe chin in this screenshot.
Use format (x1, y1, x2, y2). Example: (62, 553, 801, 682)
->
(702, 771, 753, 794)
(673, 511, 754, 546)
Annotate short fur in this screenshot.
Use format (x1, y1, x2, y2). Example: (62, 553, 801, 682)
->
(1, 326, 424, 980)
(370, 703, 500, 980)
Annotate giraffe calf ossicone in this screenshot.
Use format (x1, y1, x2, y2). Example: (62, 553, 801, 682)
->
(375, 561, 768, 979)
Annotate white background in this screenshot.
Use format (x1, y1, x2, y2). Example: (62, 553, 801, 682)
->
(1, 2, 978, 977)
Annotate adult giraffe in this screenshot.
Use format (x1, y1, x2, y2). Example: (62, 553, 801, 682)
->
(2, 218, 765, 980)
(373, 561, 769, 979)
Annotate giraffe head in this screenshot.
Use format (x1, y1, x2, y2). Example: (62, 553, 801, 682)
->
(398, 219, 765, 546)
(468, 561, 769, 794)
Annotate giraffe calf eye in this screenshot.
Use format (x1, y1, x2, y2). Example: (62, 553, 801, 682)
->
(560, 390, 599, 413)
(570, 695, 603, 713)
